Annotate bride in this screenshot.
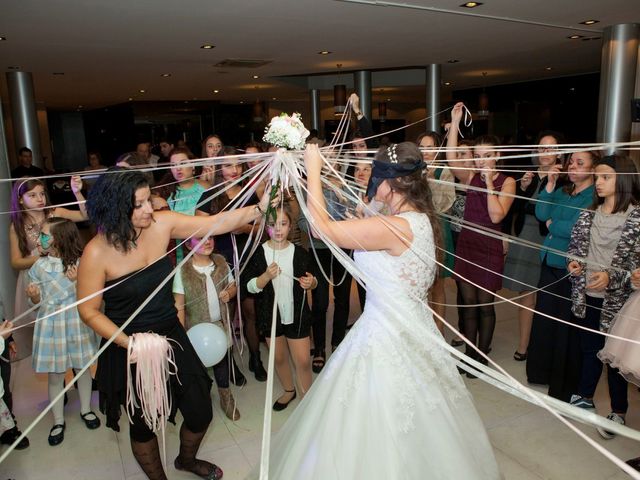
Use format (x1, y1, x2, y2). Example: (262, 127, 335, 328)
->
(263, 142, 500, 479)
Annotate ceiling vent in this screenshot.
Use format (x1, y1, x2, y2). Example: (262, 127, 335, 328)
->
(214, 59, 272, 68)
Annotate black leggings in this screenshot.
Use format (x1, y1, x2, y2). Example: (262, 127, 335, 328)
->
(458, 281, 496, 358)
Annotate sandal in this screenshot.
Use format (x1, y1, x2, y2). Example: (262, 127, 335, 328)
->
(273, 389, 297, 411)
(451, 338, 464, 347)
(312, 350, 325, 374)
(513, 351, 527, 362)
(80, 411, 101, 430)
(174, 457, 223, 480)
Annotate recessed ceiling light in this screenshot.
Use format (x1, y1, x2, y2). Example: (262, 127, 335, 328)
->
(580, 19, 599, 25)
(139, 89, 146, 93)
(447, 59, 460, 64)
(444, 82, 452, 86)
(128, 97, 133, 101)
(252, 75, 259, 79)
(318, 51, 332, 55)
(567, 34, 583, 39)
(386, 98, 391, 102)
(213, 89, 219, 93)
(460, 2, 482, 7)
(569, 87, 576, 91)
(240, 101, 244, 104)
(272, 97, 277, 100)
(200, 44, 215, 49)
(0, 37, 6, 41)
(78, 105, 84, 109)
(8, 66, 20, 70)
(160, 73, 171, 77)
(545, 67, 553, 71)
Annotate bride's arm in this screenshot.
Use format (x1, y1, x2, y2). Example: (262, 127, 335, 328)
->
(304, 144, 412, 254)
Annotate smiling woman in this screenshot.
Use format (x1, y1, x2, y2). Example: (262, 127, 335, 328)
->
(76, 167, 271, 480)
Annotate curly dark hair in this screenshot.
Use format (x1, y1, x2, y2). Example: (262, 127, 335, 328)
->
(46, 217, 83, 273)
(87, 167, 150, 252)
(374, 142, 442, 263)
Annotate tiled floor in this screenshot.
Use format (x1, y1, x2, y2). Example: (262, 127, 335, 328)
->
(1, 281, 639, 479)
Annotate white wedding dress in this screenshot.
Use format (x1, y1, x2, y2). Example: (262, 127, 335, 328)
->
(264, 212, 500, 479)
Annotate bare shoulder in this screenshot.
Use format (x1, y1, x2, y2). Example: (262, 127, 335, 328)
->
(81, 235, 110, 267)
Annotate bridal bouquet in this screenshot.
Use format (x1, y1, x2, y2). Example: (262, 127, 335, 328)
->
(263, 112, 309, 150)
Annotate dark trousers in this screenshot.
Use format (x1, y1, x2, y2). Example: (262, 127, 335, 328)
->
(526, 262, 579, 402)
(310, 248, 352, 353)
(0, 357, 12, 412)
(577, 295, 628, 413)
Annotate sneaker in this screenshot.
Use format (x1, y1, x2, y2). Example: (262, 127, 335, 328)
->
(0, 427, 30, 450)
(569, 394, 595, 410)
(597, 412, 625, 439)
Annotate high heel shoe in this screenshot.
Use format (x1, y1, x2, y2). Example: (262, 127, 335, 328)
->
(273, 389, 296, 411)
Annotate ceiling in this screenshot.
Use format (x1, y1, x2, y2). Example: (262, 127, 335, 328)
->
(0, 0, 637, 110)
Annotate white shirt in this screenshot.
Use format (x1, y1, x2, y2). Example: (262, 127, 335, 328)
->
(248, 243, 295, 325)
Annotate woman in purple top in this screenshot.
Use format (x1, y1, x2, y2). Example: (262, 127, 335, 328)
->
(447, 102, 516, 372)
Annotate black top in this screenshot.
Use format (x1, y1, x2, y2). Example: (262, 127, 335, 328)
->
(511, 172, 552, 238)
(103, 256, 177, 331)
(11, 164, 44, 179)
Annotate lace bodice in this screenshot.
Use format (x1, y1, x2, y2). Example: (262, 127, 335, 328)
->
(354, 211, 436, 306)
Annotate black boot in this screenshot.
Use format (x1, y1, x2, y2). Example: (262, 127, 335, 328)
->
(248, 352, 267, 382)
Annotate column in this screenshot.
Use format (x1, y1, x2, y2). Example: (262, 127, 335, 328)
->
(0, 105, 17, 319)
(309, 88, 320, 133)
(354, 70, 372, 121)
(6, 72, 42, 168)
(596, 23, 640, 153)
(426, 64, 441, 133)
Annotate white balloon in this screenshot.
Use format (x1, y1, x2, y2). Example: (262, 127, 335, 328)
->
(186, 323, 228, 367)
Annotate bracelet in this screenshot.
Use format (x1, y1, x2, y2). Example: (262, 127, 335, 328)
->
(489, 190, 499, 196)
(255, 204, 265, 216)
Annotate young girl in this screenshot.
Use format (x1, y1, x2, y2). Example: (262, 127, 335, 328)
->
(10, 177, 87, 359)
(26, 217, 100, 446)
(447, 102, 516, 371)
(200, 134, 223, 189)
(157, 147, 208, 262)
(243, 206, 316, 410)
(173, 235, 241, 420)
(566, 154, 640, 437)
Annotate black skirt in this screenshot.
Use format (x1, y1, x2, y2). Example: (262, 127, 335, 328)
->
(96, 319, 212, 432)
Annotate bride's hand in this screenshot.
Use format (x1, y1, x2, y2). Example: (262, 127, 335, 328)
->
(304, 144, 323, 176)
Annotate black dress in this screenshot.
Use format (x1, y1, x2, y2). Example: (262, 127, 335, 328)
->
(98, 257, 212, 433)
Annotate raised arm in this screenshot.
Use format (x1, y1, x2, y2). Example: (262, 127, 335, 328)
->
(304, 144, 412, 255)
(446, 103, 474, 184)
(165, 190, 272, 239)
(52, 176, 89, 222)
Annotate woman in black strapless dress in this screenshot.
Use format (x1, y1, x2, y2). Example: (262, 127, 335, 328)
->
(77, 168, 272, 480)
